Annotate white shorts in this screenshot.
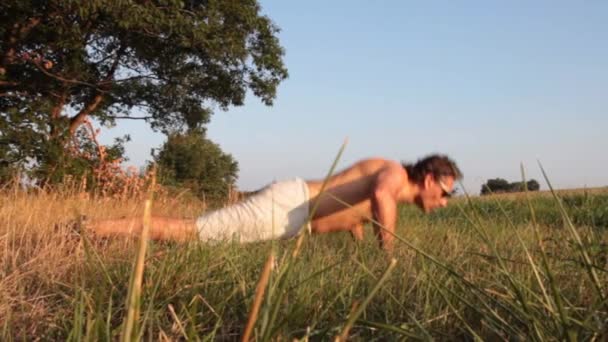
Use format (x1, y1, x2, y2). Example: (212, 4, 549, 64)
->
(195, 178, 311, 243)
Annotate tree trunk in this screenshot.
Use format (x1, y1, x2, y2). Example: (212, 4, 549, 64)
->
(49, 90, 69, 137)
(69, 93, 103, 135)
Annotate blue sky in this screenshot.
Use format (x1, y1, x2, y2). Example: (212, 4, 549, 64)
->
(100, 1, 608, 193)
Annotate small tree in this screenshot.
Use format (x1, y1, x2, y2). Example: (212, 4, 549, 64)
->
(154, 129, 238, 203)
(481, 178, 510, 195)
(526, 179, 540, 191)
(509, 181, 525, 192)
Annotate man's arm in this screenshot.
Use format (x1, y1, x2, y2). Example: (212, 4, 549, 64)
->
(370, 166, 404, 252)
(87, 216, 198, 242)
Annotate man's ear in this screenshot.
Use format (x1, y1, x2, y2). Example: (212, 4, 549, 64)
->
(423, 174, 434, 189)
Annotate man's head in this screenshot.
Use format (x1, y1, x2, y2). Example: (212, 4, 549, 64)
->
(403, 155, 462, 212)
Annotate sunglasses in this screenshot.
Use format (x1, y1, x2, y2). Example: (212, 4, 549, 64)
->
(437, 180, 454, 198)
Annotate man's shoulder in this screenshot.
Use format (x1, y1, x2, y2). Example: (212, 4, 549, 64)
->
(350, 158, 407, 182)
(353, 157, 395, 166)
(354, 158, 403, 171)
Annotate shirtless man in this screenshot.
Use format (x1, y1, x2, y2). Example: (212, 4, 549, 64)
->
(89, 154, 462, 251)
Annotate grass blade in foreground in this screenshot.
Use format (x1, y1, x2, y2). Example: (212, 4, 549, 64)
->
(121, 167, 156, 341)
(336, 258, 397, 341)
(259, 140, 348, 341)
(538, 161, 607, 311)
(293, 138, 349, 257)
(242, 251, 275, 342)
(521, 164, 573, 338)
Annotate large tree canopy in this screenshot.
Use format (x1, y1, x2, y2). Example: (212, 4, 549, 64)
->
(0, 0, 287, 177)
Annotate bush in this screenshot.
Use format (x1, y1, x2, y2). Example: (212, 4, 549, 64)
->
(154, 129, 238, 204)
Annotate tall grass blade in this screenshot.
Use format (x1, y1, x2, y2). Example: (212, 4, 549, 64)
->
(293, 138, 348, 257)
(354, 256, 434, 339)
(521, 164, 574, 338)
(336, 258, 397, 341)
(67, 289, 86, 342)
(475, 191, 550, 340)
(357, 319, 424, 340)
(167, 304, 188, 340)
(259, 140, 348, 341)
(121, 166, 156, 341)
(434, 283, 483, 341)
(242, 251, 275, 342)
(538, 161, 607, 312)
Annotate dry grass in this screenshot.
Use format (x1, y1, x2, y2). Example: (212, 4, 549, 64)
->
(0, 187, 202, 337)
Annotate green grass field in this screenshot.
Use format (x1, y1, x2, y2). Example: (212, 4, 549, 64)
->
(1, 186, 607, 341)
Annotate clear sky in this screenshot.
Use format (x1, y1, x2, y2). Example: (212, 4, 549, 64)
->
(100, 1, 608, 194)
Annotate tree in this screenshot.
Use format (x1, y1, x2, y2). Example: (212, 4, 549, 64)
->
(526, 179, 540, 191)
(481, 178, 510, 195)
(509, 181, 525, 192)
(154, 129, 238, 202)
(0, 0, 287, 181)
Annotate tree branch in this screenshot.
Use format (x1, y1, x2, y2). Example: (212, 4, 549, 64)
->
(68, 44, 127, 134)
(31, 58, 105, 91)
(0, 80, 19, 87)
(51, 89, 68, 119)
(106, 115, 152, 120)
(113, 74, 159, 83)
(1, 16, 42, 68)
(0, 80, 20, 91)
(0, 91, 27, 97)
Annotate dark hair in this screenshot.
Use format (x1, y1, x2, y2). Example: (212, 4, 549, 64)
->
(402, 154, 462, 184)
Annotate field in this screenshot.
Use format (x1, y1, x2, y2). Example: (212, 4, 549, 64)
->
(1, 185, 607, 341)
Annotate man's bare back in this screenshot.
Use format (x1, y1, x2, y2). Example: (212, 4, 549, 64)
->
(87, 155, 462, 251)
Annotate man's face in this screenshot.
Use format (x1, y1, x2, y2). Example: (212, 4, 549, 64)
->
(415, 175, 455, 213)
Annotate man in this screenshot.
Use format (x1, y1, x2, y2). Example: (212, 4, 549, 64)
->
(89, 154, 462, 251)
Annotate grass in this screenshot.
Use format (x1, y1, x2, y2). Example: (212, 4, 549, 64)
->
(1, 184, 607, 340)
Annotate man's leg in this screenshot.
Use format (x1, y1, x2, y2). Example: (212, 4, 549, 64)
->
(87, 217, 198, 242)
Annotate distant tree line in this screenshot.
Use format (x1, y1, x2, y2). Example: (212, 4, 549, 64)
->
(481, 178, 540, 195)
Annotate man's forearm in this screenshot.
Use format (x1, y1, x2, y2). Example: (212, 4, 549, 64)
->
(371, 194, 397, 251)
